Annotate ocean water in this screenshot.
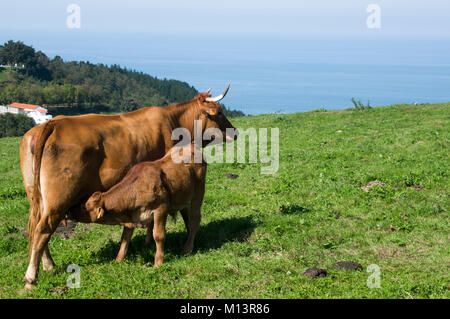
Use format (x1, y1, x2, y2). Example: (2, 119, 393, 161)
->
(2, 31, 450, 115)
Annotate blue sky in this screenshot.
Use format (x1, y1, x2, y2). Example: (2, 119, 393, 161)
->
(1, 0, 449, 37)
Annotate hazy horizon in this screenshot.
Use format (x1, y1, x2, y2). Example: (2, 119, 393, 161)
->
(1, 1, 449, 114)
(1, 1, 449, 37)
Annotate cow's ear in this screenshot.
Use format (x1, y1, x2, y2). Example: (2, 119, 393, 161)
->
(96, 207, 104, 220)
(207, 108, 218, 116)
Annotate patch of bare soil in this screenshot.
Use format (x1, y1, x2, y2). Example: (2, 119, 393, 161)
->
(50, 286, 68, 296)
(377, 246, 400, 259)
(330, 261, 363, 271)
(54, 220, 77, 240)
(361, 180, 388, 192)
(226, 174, 239, 179)
(412, 184, 425, 191)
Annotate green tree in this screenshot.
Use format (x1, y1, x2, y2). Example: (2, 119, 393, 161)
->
(0, 40, 52, 80)
(0, 113, 35, 137)
(0, 40, 34, 66)
(120, 96, 140, 112)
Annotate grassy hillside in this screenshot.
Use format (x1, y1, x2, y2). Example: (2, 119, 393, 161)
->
(0, 102, 448, 298)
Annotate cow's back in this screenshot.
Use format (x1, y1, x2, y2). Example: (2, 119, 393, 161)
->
(22, 108, 170, 209)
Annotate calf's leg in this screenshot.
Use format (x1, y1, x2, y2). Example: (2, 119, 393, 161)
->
(182, 204, 201, 255)
(116, 227, 134, 262)
(145, 219, 154, 245)
(180, 207, 190, 237)
(153, 210, 168, 267)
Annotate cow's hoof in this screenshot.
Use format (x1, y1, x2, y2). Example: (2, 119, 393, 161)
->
(22, 275, 36, 287)
(24, 282, 35, 290)
(43, 266, 54, 272)
(22, 277, 36, 290)
(115, 256, 125, 263)
(182, 246, 193, 255)
(154, 256, 163, 268)
(42, 262, 55, 272)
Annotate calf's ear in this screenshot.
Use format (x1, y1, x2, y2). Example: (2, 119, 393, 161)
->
(92, 191, 102, 201)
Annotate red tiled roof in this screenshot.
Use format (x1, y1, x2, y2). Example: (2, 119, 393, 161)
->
(9, 103, 48, 113)
(10, 102, 40, 110)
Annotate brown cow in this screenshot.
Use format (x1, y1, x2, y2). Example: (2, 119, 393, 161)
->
(69, 142, 206, 266)
(20, 86, 238, 288)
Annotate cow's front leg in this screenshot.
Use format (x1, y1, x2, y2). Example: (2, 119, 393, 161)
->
(115, 227, 134, 262)
(153, 210, 168, 267)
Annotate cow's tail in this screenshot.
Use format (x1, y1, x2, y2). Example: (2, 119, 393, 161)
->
(27, 120, 55, 254)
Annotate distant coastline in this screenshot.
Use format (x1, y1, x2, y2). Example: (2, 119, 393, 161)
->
(1, 32, 450, 115)
(0, 40, 245, 118)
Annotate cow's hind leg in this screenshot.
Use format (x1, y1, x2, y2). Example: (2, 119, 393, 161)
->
(23, 210, 64, 289)
(116, 227, 134, 262)
(42, 244, 55, 271)
(20, 137, 55, 272)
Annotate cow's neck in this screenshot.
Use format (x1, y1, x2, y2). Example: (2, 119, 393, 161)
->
(163, 100, 203, 137)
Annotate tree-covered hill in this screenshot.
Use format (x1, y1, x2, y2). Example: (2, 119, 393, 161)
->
(0, 40, 244, 117)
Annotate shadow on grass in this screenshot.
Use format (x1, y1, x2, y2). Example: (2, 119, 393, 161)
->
(91, 216, 257, 264)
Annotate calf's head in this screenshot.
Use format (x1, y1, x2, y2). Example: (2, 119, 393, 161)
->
(85, 191, 105, 221)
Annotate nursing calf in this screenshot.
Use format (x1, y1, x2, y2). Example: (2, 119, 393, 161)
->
(69, 143, 206, 266)
(21, 86, 237, 288)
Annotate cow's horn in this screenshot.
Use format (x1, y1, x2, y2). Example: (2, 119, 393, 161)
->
(205, 84, 230, 102)
(206, 88, 211, 94)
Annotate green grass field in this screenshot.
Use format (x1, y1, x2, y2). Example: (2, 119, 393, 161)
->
(0, 102, 448, 298)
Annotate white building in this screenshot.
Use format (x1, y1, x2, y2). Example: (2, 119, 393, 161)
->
(0, 102, 52, 125)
